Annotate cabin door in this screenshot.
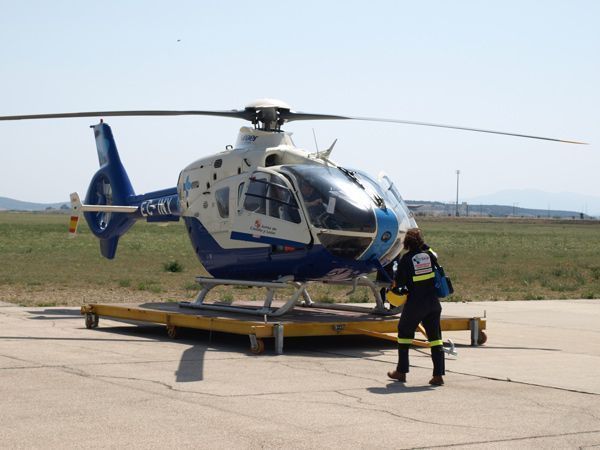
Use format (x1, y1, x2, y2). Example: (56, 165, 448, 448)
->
(230, 170, 312, 248)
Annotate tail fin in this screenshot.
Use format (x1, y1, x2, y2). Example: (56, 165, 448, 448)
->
(84, 122, 137, 259)
(68, 192, 82, 238)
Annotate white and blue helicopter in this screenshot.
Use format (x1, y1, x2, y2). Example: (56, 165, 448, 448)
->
(0, 99, 584, 316)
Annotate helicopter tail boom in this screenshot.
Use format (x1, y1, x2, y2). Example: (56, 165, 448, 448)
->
(70, 192, 139, 214)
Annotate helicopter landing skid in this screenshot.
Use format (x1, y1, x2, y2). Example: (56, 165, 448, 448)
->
(179, 276, 401, 317)
(301, 276, 402, 316)
(179, 277, 311, 317)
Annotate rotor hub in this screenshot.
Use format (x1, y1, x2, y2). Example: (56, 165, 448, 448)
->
(244, 98, 291, 131)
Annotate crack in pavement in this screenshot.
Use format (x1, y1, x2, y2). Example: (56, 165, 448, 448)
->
(0, 349, 397, 430)
(331, 390, 495, 430)
(0, 355, 249, 371)
(77, 373, 317, 434)
(518, 393, 600, 422)
(272, 359, 384, 384)
(1, 356, 532, 430)
(315, 349, 600, 396)
(407, 429, 600, 449)
(448, 368, 600, 397)
(0, 353, 38, 365)
(94, 373, 364, 401)
(5, 358, 318, 435)
(96, 373, 491, 430)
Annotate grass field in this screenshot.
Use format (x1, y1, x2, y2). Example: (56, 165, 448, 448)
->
(1, 212, 599, 307)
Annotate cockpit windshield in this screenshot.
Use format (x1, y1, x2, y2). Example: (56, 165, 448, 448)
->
(282, 165, 376, 233)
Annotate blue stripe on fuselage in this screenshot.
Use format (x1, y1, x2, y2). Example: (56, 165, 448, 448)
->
(359, 206, 399, 262)
(184, 217, 379, 282)
(230, 231, 306, 248)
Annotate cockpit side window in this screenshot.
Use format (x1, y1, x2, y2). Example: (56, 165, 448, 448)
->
(379, 174, 416, 227)
(267, 181, 301, 223)
(243, 176, 268, 214)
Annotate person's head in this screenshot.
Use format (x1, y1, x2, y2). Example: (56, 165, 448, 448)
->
(403, 228, 425, 251)
(300, 181, 314, 195)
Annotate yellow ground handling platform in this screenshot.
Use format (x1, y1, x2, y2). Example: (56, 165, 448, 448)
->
(81, 301, 487, 355)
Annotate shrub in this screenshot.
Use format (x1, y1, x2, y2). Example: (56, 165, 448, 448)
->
(163, 260, 183, 273)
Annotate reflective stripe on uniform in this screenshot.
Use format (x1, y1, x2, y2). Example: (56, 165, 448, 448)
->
(429, 339, 443, 347)
(412, 272, 435, 282)
(397, 338, 413, 344)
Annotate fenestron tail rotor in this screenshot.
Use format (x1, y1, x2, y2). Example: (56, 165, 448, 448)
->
(0, 98, 587, 144)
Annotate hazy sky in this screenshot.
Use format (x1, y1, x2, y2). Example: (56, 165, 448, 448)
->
(1, 1, 598, 204)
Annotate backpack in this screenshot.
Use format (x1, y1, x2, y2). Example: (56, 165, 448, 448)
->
(429, 251, 454, 298)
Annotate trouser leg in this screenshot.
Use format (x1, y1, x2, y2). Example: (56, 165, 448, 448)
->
(397, 304, 419, 374)
(430, 347, 445, 376)
(397, 344, 410, 373)
(421, 307, 445, 376)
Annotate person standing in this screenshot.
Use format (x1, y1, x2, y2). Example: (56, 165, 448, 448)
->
(387, 228, 445, 386)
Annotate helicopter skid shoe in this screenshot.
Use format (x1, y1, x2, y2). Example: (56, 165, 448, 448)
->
(179, 277, 308, 317)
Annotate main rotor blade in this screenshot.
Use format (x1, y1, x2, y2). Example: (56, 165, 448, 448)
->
(284, 112, 587, 145)
(0, 107, 586, 145)
(0, 110, 252, 121)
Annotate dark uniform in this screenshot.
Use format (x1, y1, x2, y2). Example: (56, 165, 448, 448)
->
(394, 246, 445, 377)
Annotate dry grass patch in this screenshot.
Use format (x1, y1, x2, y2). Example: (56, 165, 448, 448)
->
(1, 212, 599, 306)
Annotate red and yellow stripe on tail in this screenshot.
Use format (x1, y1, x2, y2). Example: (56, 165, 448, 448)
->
(68, 215, 80, 237)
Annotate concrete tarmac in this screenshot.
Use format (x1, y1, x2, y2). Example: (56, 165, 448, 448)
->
(0, 299, 599, 449)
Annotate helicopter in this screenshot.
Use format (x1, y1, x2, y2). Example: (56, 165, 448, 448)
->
(0, 99, 585, 316)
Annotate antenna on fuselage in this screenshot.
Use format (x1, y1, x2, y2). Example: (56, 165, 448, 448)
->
(321, 139, 338, 159)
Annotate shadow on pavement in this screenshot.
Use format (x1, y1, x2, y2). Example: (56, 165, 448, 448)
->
(175, 345, 206, 382)
(367, 383, 436, 394)
(26, 308, 82, 319)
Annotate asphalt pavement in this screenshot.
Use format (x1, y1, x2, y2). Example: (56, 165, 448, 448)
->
(1, 299, 599, 449)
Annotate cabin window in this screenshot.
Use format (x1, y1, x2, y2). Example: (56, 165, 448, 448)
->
(243, 174, 301, 223)
(215, 187, 229, 218)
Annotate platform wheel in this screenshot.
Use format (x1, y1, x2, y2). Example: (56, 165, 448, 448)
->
(166, 325, 177, 339)
(85, 313, 99, 329)
(250, 339, 265, 355)
(477, 330, 488, 345)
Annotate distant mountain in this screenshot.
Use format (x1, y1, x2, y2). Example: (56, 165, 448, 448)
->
(466, 189, 600, 217)
(0, 197, 69, 211)
(405, 200, 589, 219)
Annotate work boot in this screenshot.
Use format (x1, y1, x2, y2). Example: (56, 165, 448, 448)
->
(387, 370, 406, 382)
(429, 375, 444, 386)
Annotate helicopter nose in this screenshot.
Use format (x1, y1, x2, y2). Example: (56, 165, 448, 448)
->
(359, 206, 399, 262)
